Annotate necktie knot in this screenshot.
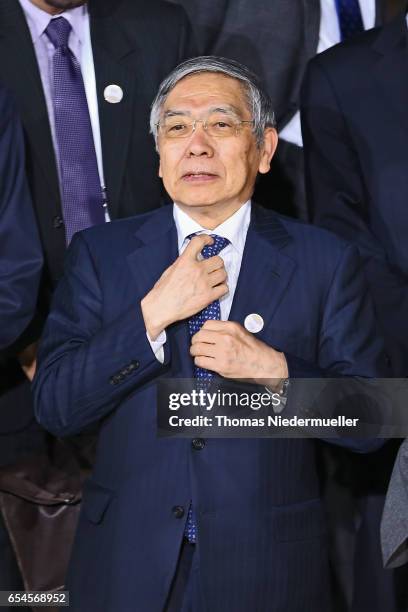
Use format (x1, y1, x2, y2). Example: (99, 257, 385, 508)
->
(187, 233, 230, 259)
(46, 16, 72, 49)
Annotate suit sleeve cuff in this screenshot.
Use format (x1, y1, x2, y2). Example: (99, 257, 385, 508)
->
(285, 353, 325, 379)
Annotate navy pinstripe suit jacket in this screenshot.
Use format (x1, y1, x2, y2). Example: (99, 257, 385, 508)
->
(33, 204, 389, 612)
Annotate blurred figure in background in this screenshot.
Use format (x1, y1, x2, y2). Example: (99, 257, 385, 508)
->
(169, 0, 402, 220)
(0, 85, 42, 603)
(301, 3, 408, 611)
(0, 0, 196, 599)
(0, 87, 42, 352)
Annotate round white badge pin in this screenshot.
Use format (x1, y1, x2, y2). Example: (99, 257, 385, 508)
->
(244, 313, 264, 334)
(104, 84, 124, 104)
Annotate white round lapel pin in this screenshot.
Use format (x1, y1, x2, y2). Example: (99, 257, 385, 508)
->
(104, 84, 123, 104)
(244, 313, 264, 334)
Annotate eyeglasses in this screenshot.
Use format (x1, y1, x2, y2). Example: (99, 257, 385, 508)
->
(157, 114, 255, 139)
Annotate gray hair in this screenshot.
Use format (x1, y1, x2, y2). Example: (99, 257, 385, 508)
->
(150, 56, 276, 148)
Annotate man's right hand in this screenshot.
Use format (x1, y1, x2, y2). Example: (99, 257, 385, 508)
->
(141, 235, 228, 340)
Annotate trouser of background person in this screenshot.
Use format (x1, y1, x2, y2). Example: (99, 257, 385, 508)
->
(320, 441, 408, 612)
(0, 375, 45, 612)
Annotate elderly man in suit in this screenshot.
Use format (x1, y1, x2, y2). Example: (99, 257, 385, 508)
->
(0, 0, 195, 594)
(33, 57, 389, 611)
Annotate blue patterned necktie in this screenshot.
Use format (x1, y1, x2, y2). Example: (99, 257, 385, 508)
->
(46, 17, 105, 244)
(188, 234, 230, 382)
(335, 0, 364, 41)
(184, 233, 230, 543)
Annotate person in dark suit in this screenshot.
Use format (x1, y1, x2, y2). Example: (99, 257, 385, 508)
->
(0, 0, 195, 599)
(301, 10, 408, 378)
(169, 0, 406, 222)
(0, 85, 42, 603)
(301, 9, 408, 611)
(0, 86, 42, 351)
(33, 56, 389, 612)
(0, 0, 195, 293)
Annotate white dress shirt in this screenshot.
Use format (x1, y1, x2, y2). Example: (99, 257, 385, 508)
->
(148, 201, 252, 362)
(18, 0, 109, 220)
(280, 0, 376, 147)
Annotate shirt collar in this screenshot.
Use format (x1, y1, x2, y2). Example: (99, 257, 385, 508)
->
(18, 0, 88, 43)
(173, 201, 252, 254)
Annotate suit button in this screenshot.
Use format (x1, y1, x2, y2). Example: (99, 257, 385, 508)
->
(172, 505, 185, 519)
(53, 215, 64, 229)
(129, 360, 139, 371)
(192, 438, 205, 450)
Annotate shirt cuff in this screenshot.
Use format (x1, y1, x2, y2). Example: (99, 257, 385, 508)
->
(146, 329, 167, 364)
(264, 379, 289, 414)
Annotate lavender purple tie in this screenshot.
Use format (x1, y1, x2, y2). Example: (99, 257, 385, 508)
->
(46, 17, 105, 244)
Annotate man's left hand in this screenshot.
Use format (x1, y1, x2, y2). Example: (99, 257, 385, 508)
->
(190, 320, 288, 385)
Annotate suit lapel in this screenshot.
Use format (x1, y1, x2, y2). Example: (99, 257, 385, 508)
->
(90, 3, 139, 219)
(371, 15, 408, 137)
(229, 205, 296, 345)
(126, 207, 194, 377)
(0, 0, 60, 205)
(127, 208, 176, 301)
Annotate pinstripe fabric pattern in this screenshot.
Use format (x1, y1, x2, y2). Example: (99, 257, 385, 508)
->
(34, 204, 388, 611)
